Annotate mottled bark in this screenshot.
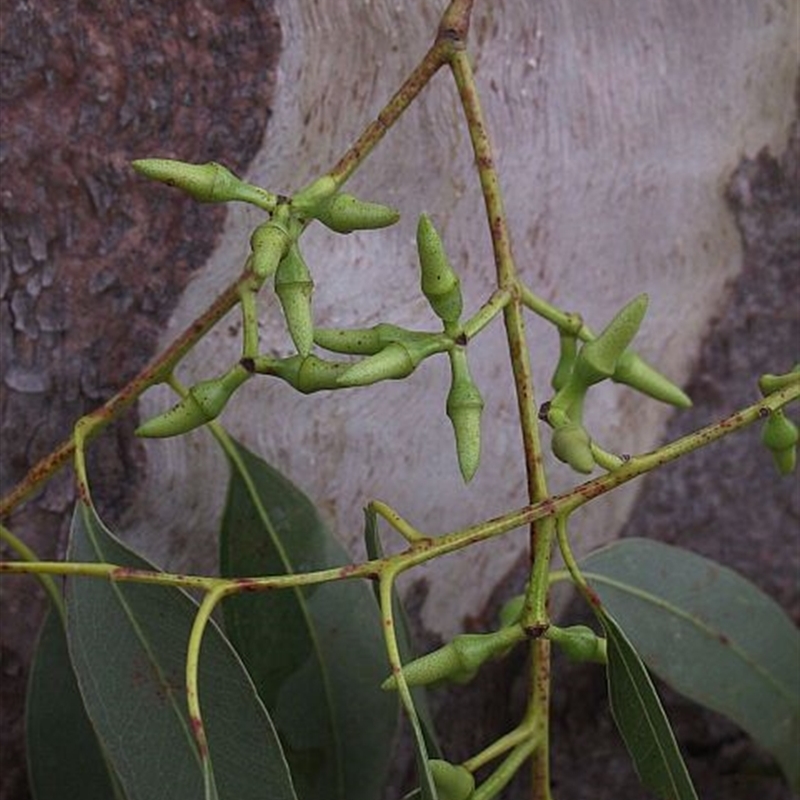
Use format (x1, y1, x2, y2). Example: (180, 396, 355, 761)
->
(0, 3, 280, 798)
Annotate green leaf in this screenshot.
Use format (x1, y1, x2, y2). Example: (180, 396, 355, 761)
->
(26, 608, 125, 800)
(582, 538, 800, 790)
(219, 439, 397, 800)
(65, 501, 297, 800)
(363, 507, 439, 800)
(599, 609, 699, 800)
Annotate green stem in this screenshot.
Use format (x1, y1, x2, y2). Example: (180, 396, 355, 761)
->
(554, 514, 594, 605)
(3, 384, 795, 614)
(471, 735, 543, 800)
(378, 567, 431, 757)
(461, 287, 513, 341)
(0, 524, 65, 622)
(449, 39, 554, 798)
(520, 283, 594, 340)
(328, 33, 454, 189)
(369, 499, 428, 544)
(463, 719, 536, 773)
(186, 585, 233, 773)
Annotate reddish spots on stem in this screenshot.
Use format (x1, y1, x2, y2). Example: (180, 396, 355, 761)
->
(111, 567, 134, 580)
(540, 498, 556, 517)
(338, 563, 368, 579)
(524, 623, 549, 639)
(77, 480, 91, 506)
(190, 716, 208, 758)
(584, 584, 603, 608)
(234, 577, 264, 592)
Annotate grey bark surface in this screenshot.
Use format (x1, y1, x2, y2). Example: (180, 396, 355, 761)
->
(387, 100, 800, 800)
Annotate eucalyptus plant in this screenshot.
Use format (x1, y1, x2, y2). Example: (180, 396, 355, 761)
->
(1, 2, 798, 799)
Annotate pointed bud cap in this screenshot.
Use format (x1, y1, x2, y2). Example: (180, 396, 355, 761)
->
(315, 192, 399, 234)
(613, 350, 691, 408)
(337, 336, 446, 387)
(136, 365, 248, 438)
(416, 214, 464, 323)
(575, 294, 649, 386)
(275, 246, 314, 356)
(132, 159, 274, 207)
(446, 348, 484, 482)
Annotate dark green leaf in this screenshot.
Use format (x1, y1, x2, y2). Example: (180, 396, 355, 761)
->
(66, 501, 296, 800)
(26, 608, 124, 800)
(600, 609, 699, 800)
(582, 538, 800, 789)
(219, 440, 396, 800)
(363, 507, 438, 800)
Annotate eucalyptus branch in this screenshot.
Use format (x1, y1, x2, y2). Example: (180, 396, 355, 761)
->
(0, 277, 247, 519)
(5, 382, 792, 594)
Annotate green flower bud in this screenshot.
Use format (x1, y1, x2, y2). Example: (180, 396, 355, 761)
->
(498, 594, 525, 628)
(291, 175, 338, 216)
(590, 441, 625, 472)
(337, 336, 447, 388)
(574, 294, 649, 386)
(758, 366, 800, 396)
(136, 365, 249, 438)
(548, 625, 607, 663)
(552, 329, 579, 392)
(551, 422, 595, 474)
(417, 214, 464, 323)
(314, 326, 385, 355)
(612, 349, 691, 408)
(265, 354, 350, 394)
(762, 410, 799, 451)
(132, 159, 273, 207)
(274, 245, 314, 356)
(373, 323, 436, 348)
(548, 375, 588, 423)
(446, 348, 484, 482)
(771, 447, 797, 475)
(762, 410, 799, 475)
(428, 760, 475, 800)
(383, 629, 520, 691)
(314, 323, 436, 356)
(249, 219, 292, 280)
(314, 192, 400, 234)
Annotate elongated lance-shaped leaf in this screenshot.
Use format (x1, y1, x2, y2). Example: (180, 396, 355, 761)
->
(219, 440, 396, 800)
(598, 608, 699, 800)
(66, 501, 297, 800)
(582, 538, 800, 790)
(27, 609, 124, 800)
